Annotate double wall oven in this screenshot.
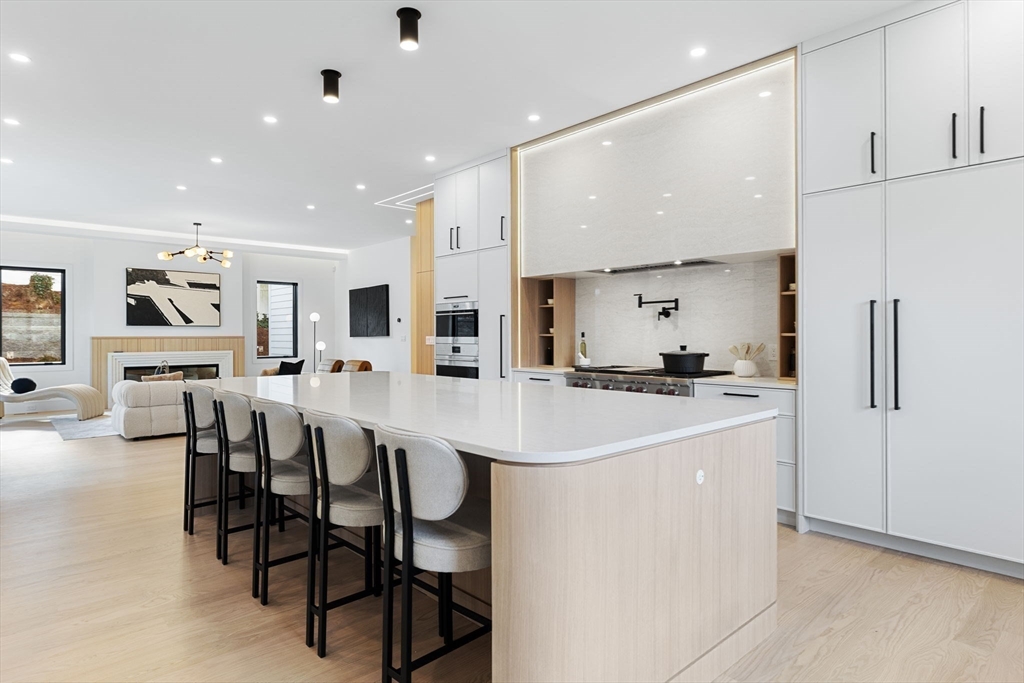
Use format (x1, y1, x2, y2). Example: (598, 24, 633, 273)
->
(435, 301, 479, 379)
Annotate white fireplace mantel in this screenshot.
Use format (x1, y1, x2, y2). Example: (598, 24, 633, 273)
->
(106, 350, 234, 406)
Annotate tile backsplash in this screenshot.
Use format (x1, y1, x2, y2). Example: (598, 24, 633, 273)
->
(575, 260, 779, 377)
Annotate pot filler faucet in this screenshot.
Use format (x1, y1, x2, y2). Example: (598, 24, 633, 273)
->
(634, 293, 679, 321)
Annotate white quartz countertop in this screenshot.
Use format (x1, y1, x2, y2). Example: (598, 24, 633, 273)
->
(200, 372, 776, 465)
(692, 374, 798, 390)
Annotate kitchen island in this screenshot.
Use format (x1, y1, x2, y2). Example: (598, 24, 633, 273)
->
(200, 372, 778, 683)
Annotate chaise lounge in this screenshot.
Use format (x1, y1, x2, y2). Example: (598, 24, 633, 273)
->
(0, 358, 105, 421)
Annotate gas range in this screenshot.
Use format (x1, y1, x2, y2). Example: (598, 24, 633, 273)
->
(564, 366, 731, 397)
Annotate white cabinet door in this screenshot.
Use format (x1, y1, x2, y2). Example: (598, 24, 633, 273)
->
(887, 160, 1024, 562)
(477, 247, 510, 380)
(455, 166, 479, 252)
(434, 251, 479, 304)
(478, 157, 509, 250)
(803, 184, 886, 532)
(886, 3, 968, 179)
(434, 173, 458, 256)
(968, 0, 1024, 165)
(803, 30, 885, 193)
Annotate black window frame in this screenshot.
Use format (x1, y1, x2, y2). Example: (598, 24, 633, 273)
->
(256, 280, 299, 359)
(0, 265, 68, 366)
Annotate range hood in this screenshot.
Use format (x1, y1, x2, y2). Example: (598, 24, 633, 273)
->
(587, 258, 724, 275)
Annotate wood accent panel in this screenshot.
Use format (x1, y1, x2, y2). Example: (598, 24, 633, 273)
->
(491, 420, 777, 683)
(90, 336, 245, 398)
(3, 418, 1022, 683)
(669, 604, 777, 683)
(510, 148, 522, 368)
(411, 199, 435, 375)
(778, 252, 797, 382)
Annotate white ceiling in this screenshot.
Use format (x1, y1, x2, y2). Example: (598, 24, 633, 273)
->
(0, 0, 910, 253)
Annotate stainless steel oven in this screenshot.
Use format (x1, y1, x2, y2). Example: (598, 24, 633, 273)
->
(435, 301, 479, 344)
(435, 302, 479, 378)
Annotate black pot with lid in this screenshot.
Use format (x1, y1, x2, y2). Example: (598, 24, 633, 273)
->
(659, 345, 709, 374)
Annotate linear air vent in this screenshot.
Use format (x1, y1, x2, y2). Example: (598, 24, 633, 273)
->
(589, 259, 723, 275)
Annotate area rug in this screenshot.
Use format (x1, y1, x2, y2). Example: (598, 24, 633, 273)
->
(50, 415, 119, 441)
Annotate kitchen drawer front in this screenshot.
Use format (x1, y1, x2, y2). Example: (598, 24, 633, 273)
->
(777, 462, 796, 512)
(512, 371, 564, 385)
(777, 415, 796, 465)
(692, 384, 795, 416)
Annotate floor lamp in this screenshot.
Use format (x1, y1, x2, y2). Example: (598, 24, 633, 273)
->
(309, 312, 320, 370)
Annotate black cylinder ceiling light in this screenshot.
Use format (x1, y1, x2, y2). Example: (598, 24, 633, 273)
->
(321, 69, 341, 103)
(397, 7, 421, 51)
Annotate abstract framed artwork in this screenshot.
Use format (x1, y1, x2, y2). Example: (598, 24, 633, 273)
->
(126, 268, 221, 327)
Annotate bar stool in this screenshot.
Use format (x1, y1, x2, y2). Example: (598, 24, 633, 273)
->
(251, 397, 310, 606)
(374, 424, 492, 683)
(213, 389, 257, 563)
(183, 384, 217, 535)
(303, 408, 384, 657)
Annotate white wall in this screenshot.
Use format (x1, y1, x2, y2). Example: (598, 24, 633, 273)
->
(242, 253, 338, 376)
(336, 237, 411, 372)
(575, 259, 780, 377)
(0, 225, 340, 411)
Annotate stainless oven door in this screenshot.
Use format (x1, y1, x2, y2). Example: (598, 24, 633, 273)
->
(435, 302, 479, 344)
(435, 357, 479, 380)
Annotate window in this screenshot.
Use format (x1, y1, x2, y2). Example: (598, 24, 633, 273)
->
(256, 281, 297, 358)
(1, 266, 67, 365)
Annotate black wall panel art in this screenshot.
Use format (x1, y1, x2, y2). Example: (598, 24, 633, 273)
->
(349, 284, 389, 337)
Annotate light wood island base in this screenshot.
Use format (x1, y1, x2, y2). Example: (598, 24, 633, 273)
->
(491, 420, 777, 683)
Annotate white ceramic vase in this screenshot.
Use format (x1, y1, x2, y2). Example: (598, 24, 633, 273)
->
(733, 359, 757, 378)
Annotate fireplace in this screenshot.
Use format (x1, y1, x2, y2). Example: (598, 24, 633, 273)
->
(124, 364, 220, 382)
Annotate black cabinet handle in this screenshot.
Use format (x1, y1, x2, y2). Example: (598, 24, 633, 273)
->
(952, 113, 958, 159)
(980, 106, 985, 154)
(870, 132, 877, 174)
(869, 299, 877, 409)
(456, 226, 460, 249)
(529, 377, 551, 382)
(893, 298, 901, 410)
(722, 392, 760, 398)
(500, 216, 505, 242)
(449, 228, 453, 251)
(442, 295, 469, 300)
(499, 314, 505, 379)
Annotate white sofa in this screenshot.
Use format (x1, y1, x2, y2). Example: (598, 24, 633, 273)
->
(111, 379, 187, 439)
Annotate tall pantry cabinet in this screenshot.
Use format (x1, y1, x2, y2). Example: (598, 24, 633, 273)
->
(434, 153, 511, 381)
(802, 0, 1024, 564)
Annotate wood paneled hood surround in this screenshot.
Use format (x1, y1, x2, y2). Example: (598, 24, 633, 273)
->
(516, 50, 796, 278)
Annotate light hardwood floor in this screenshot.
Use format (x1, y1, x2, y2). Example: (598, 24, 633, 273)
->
(1, 418, 1021, 683)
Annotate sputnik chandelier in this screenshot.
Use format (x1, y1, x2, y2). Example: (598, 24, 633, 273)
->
(157, 223, 233, 268)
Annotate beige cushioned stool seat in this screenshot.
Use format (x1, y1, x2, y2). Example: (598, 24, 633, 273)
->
(227, 442, 257, 473)
(324, 472, 385, 528)
(269, 455, 310, 496)
(392, 495, 490, 574)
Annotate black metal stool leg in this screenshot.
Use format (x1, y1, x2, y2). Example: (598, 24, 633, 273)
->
(316, 502, 329, 657)
(378, 445, 396, 683)
(187, 449, 198, 536)
(238, 472, 246, 509)
(251, 456, 263, 598)
(305, 513, 317, 649)
(260, 485, 272, 605)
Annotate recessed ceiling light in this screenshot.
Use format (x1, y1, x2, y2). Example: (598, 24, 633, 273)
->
(210, 157, 222, 163)
(8, 54, 31, 63)
(406, 219, 413, 224)
(690, 47, 707, 57)
(176, 185, 187, 190)
(356, 184, 366, 190)
(307, 205, 315, 210)
(425, 155, 435, 162)
(603, 268, 612, 273)
(588, 195, 597, 200)
(263, 115, 278, 124)
(656, 211, 664, 215)
(601, 141, 612, 146)
(759, 91, 772, 98)
(754, 194, 763, 198)
(662, 193, 671, 197)
(0, 158, 12, 164)
(673, 260, 683, 265)
(3, 118, 20, 126)
(745, 176, 755, 180)
(528, 114, 540, 122)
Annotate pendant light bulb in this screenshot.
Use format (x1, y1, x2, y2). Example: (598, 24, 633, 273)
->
(220, 259, 231, 269)
(184, 247, 197, 258)
(195, 246, 208, 257)
(321, 69, 341, 103)
(397, 7, 421, 51)
(222, 249, 234, 258)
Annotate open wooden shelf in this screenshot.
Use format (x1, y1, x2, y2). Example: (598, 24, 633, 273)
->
(778, 252, 797, 383)
(521, 277, 575, 368)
